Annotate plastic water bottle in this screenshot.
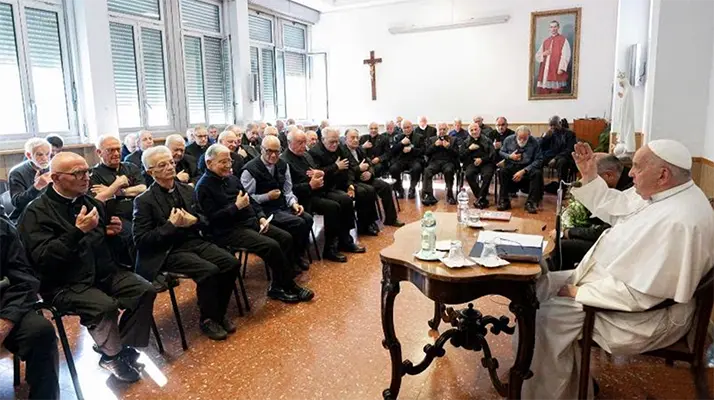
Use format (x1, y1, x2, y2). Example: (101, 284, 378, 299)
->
(421, 211, 437, 254)
(457, 188, 470, 226)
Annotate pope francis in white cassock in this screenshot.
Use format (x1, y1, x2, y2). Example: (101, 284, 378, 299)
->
(521, 139, 714, 399)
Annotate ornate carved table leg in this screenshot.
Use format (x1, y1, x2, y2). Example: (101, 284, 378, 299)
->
(507, 282, 539, 399)
(381, 263, 403, 400)
(428, 302, 445, 330)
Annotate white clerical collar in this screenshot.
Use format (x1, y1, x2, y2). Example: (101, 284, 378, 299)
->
(650, 180, 694, 203)
(52, 186, 78, 202)
(349, 148, 359, 158)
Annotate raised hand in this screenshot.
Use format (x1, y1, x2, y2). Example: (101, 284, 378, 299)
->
(267, 189, 281, 200)
(403, 146, 412, 153)
(179, 209, 198, 226)
(360, 171, 371, 181)
(335, 157, 349, 170)
(443, 139, 450, 148)
(34, 171, 52, 190)
(91, 184, 110, 195)
(510, 152, 522, 161)
(401, 137, 410, 146)
(168, 208, 182, 226)
(572, 142, 597, 182)
(347, 185, 355, 198)
(371, 157, 380, 165)
(469, 143, 478, 151)
(359, 160, 369, 172)
(106, 216, 123, 236)
(237, 148, 248, 158)
(235, 190, 250, 210)
(474, 158, 482, 166)
(176, 170, 190, 183)
(75, 206, 99, 233)
(114, 175, 130, 188)
(494, 141, 502, 150)
(309, 176, 324, 190)
(362, 141, 373, 149)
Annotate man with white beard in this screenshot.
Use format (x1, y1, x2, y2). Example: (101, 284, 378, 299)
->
(522, 140, 714, 399)
(8, 138, 53, 222)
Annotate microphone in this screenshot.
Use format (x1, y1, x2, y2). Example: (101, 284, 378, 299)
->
(561, 180, 583, 188)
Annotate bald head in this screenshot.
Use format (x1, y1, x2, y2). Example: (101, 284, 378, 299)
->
(288, 130, 308, 156)
(50, 151, 84, 173)
(402, 120, 413, 135)
(218, 130, 239, 152)
(261, 135, 281, 165)
(50, 152, 90, 197)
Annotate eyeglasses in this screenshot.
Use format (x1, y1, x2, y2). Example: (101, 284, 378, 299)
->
(262, 148, 280, 155)
(151, 160, 176, 170)
(56, 169, 90, 179)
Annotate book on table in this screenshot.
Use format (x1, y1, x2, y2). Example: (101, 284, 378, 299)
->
(469, 231, 543, 263)
(473, 210, 512, 221)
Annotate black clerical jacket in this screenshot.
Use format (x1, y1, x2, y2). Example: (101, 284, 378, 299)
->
(197, 151, 244, 178)
(425, 135, 459, 164)
(390, 131, 425, 164)
(18, 185, 122, 295)
(280, 150, 321, 212)
(541, 129, 577, 160)
(132, 182, 207, 281)
(344, 145, 376, 184)
(185, 142, 208, 161)
(459, 135, 496, 166)
(89, 162, 145, 220)
(359, 134, 391, 164)
(8, 160, 45, 222)
(0, 218, 42, 324)
(124, 150, 143, 167)
(414, 125, 437, 140)
(309, 141, 351, 191)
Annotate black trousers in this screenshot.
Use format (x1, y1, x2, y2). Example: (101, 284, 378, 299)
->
(310, 195, 341, 243)
(389, 159, 423, 191)
(324, 189, 356, 243)
(270, 209, 313, 262)
(164, 240, 239, 321)
(3, 311, 59, 400)
(423, 160, 456, 196)
(354, 183, 378, 230)
(554, 155, 576, 182)
(372, 162, 388, 178)
(498, 167, 544, 204)
(218, 225, 295, 288)
(372, 178, 398, 224)
(107, 216, 135, 267)
(551, 238, 595, 271)
(49, 270, 157, 355)
(464, 163, 495, 201)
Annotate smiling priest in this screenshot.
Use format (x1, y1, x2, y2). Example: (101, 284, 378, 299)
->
(522, 140, 714, 399)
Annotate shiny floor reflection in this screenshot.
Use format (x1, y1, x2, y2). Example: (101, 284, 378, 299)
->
(2, 182, 712, 399)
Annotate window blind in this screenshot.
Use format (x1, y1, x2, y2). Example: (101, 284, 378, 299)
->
(248, 14, 272, 43)
(0, 3, 26, 135)
(283, 24, 305, 50)
(284, 51, 306, 118)
(222, 38, 233, 123)
(204, 36, 227, 124)
(141, 27, 168, 127)
(108, 0, 160, 20)
(183, 35, 205, 124)
(25, 7, 70, 133)
(180, 0, 220, 33)
(109, 22, 141, 128)
(261, 48, 275, 120)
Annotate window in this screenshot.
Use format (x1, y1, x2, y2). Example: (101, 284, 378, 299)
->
(248, 13, 277, 121)
(108, 0, 169, 131)
(180, 0, 232, 125)
(0, 0, 77, 145)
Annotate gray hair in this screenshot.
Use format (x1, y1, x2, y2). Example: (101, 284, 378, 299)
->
(515, 125, 531, 135)
(218, 130, 236, 142)
(596, 154, 624, 175)
(205, 143, 230, 161)
(95, 134, 120, 150)
(437, 122, 449, 130)
(24, 138, 51, 155)
(142, 146, 172, 170)
(124, 132, 137, 145)
(261, 135, 281, 148)
(321, 127, 340, 140)
(345, 128, 359, 137)
(287, 129, 305, 143)
(164, 134, 185, 148)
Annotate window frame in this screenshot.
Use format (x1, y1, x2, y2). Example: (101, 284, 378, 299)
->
(0, 0, 79, 147)
(108, 0, 173, 134)
(248, 10, 277, 121)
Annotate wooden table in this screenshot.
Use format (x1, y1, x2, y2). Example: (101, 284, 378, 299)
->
(380, 212, 552, 399)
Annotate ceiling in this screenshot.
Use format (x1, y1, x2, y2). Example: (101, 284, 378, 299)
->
(291, 0, 418, 12)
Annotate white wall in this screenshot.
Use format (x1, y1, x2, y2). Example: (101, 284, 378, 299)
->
(311, 0, 619, 125)
(645, 0, 714, 156)
(611, 0, 649, 132)
(705, 2, 714, 161)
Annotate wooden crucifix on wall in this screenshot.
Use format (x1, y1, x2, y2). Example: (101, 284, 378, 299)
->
(363, 50, 382, 101)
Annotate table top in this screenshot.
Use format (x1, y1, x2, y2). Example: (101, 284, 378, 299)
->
(380, 212, 552, 283)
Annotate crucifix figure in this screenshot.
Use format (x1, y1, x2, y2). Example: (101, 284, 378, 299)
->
(363, 50, 382, 101)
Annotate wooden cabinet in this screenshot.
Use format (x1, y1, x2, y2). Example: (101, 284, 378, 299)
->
(572, 118, 607, 147)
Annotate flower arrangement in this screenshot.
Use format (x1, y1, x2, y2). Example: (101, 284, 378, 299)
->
(562, 197, 591, 228)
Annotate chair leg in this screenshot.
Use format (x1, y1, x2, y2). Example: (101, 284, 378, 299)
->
(578, 310, 596, 400)
(13, 354, 20, 387)
(234, 278, 245, 316)
(151, 316, 164, 354)
(167, 285, 188, 351)
(54, 314, 84, 400)
(311, 228, 321, 261)
(238, 253, 251, 312)
(376, 198, 384, 221)
(305, 245, 313, 264)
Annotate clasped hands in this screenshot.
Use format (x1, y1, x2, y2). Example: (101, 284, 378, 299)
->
(75, 205, 124, 236)
(168, 207, 198, 228)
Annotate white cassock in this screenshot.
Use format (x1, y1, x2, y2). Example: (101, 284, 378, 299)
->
(520, 177, 714, 399)
(613, 77, 636, 154)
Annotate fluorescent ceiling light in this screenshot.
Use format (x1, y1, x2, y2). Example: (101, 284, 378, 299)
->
(388, 15, 510, 34)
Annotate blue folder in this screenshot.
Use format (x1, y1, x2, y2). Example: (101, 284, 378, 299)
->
(470, 242, 542, 263)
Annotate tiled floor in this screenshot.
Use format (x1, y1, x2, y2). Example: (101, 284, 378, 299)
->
(2, 183, 712, 399)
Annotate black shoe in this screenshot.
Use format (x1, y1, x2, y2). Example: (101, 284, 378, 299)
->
(525, 202, 538, 214)
(267, 286, 301, 303)
(475, 198, 489, 209)
(407, 188, 416, 199)
(323, 250, 347, 262)
(288, 283, 315, 302)
(422, 194, 438, 206)
(339, 243, 366, 253)
(99, 354, 141, 383)
(385, 220, 405, 227)
(359, 226, 379, 236)
(446, 195, 457, 205)
(222, 316, 237, 334)
(296, 259, 310, 271)
(497, 201, 511, 211)
(200, 319, 228, 341)
(395, 189, 405, 199)
(94, 345, 144, 371)
(369, 222, 380, 232)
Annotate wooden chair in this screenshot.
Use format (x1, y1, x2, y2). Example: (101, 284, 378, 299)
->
(578, 267, 714, 399)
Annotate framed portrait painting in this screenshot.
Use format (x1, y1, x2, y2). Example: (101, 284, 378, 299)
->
(529, 8, 581, 100)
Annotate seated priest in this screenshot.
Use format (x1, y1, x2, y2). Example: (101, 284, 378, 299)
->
(422, 122, 459, 206)
(245, 123, 262, 153)
(460, 123, 496, 209)
(383, 120, 399, 143)
(227, 125, 258, 161)
(133, 146, 240, 340)
(388, 120, 425, 199)
(45, 134, 64, 159)
(196, 144, 313, 302)
(8, 138, 52, 223)
(448, 118, 469, 143)
(414, 116, 437, 140)
(123, 130, 154, 166)
(276, 120, 289, 150)
(306, 131, 319, 150)
(263, 126, 285, 150)
(359, 122, 391, 177)
(185, 125, 210, 160)
(18, 152, 156, 383)
(90, 134, 147, 264)
(489, 117, 516, 164)
(281, 130, 360, 263)
(121, 133, 138, 160)
(165, 134, 199, 186)
(474, 116, 494, 138)
(207, 125, 219, 144)
(497, 126, 544, 214)
(541, 115, 577, 182)
(316, 119, 329, 140)
(312, 128, 380, 236)
(344, 129, 403, 227)
(393, 116, 404, 135)
(523, 140, 714, 400)
(198, 129, 245, 177)
(241, 136, 312, 271)
(551, 154, 633, 271)
(0, 217, 60, 400)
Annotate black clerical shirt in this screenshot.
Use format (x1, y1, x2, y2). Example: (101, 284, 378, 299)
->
(195, 170, 265, 237)
(90, 162, 145, 219)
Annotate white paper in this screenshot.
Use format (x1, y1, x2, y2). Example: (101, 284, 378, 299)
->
(435, 240, 459, 251)
(440, 255, 477, 268)
(472, 256, 511, 268)
(477, 231, 543, 248)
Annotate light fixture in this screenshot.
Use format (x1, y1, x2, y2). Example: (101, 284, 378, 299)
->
(388, 15, 510, 35)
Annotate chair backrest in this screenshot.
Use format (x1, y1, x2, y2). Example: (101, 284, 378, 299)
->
(0, 191, 13, 217)
(691, 267, 714, 363)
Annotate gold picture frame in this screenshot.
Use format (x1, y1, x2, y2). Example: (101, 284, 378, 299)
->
(528, 7, 581, 100)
